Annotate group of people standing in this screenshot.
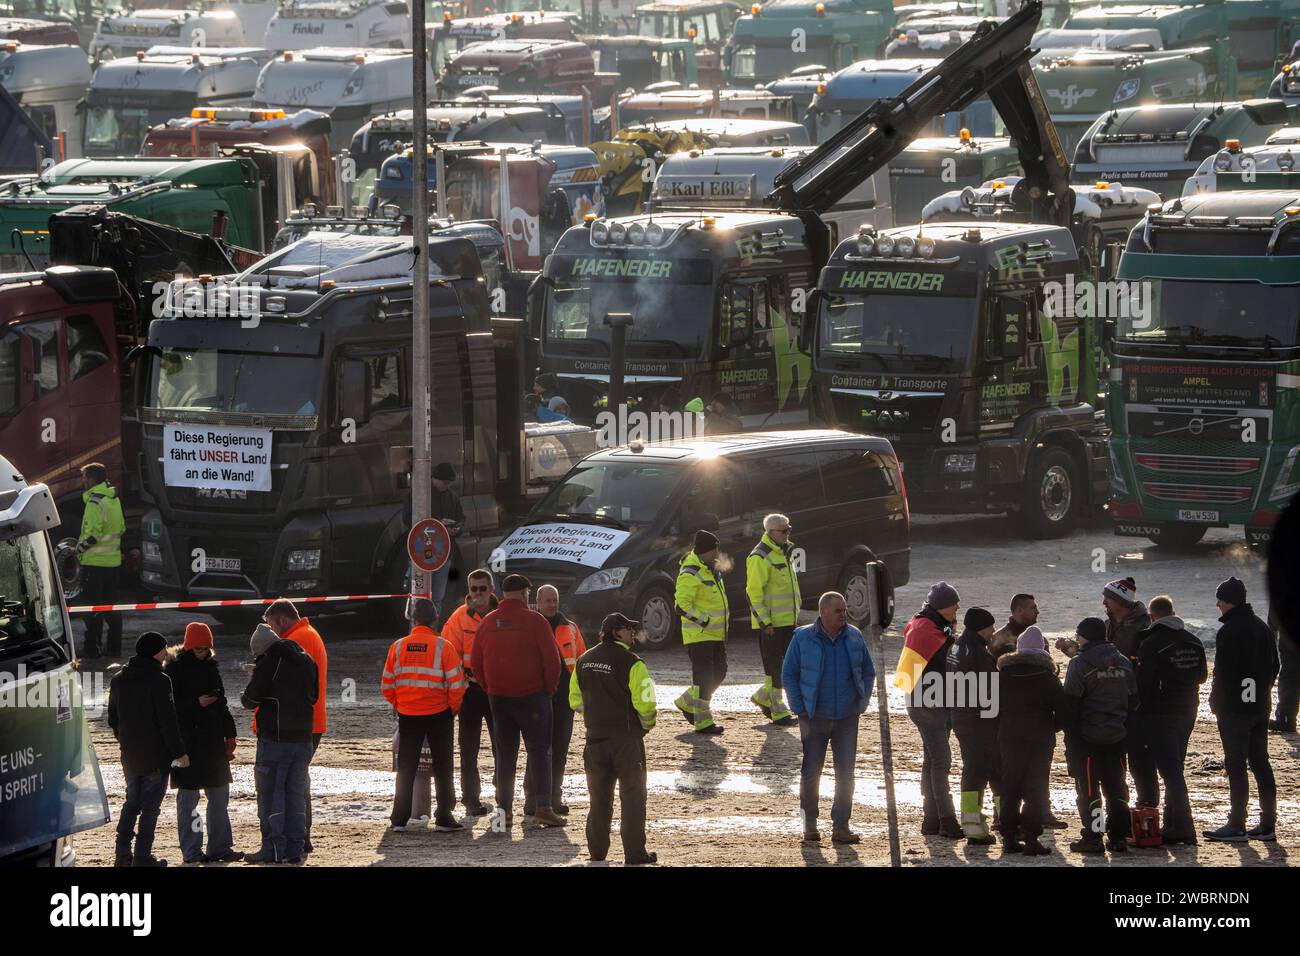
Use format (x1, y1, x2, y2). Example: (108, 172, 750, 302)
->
(896, 574, 1281, 855)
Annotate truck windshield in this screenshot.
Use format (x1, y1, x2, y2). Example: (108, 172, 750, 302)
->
(0, 530, 67, 659)
(1116, 279, 1300, 351)
(732, 40, 829, 84)
(891, 170, 980, 224)
(84, 105, 152, 156)
(819, 292, 974, 372)
(147, 348, 323, 416)
(544, 272, 712, 358)
(531, 460, 683, 526)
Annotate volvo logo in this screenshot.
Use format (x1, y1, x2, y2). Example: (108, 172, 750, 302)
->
(1188, 418, 1204, 436)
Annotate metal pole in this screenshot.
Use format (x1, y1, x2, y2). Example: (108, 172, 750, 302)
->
(867, 566, 901, 867)
(410, 0, 431, 609)
(604, 312, 632, 413)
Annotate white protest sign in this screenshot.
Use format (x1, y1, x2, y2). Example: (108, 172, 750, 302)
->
(497, 522, 631, 569)
(163, 424, 273, 492)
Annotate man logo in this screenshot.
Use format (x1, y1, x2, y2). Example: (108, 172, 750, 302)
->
(1046, 85, 1098, 110)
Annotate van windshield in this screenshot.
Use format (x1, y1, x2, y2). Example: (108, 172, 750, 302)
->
(531, 460, 684, 527)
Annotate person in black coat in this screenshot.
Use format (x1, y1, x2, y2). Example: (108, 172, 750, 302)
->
(948, 607, 1000, 845)
(107, 632, 189, 867)
(164, 622, 242, 864)
(995, 627, 1064, 856)
(1205, 577, 1280, 843)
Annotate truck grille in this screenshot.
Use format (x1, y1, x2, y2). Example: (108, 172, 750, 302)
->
(1134, 453, 1260, 475)
(1141, 482, 1253, 504)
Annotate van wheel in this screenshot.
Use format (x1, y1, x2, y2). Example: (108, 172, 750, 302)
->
(839, 561, 893, 628)
(1152, 524, 1207, 550)
(1022, 448, 1078, 539)
(634, 585, 679, 651)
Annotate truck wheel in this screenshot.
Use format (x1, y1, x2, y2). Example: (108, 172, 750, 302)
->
(634, 584, 679, 651)
(1151, 525, 1207, 550)
(1022, 447, 1079, 539)
(839, 560, 893, 628)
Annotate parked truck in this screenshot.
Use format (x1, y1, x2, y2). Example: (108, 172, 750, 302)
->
(724, 0, 896, 86)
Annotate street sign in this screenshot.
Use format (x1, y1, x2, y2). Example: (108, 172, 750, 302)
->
(407, 518, 451, 573)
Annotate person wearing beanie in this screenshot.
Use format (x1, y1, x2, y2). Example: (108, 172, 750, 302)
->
(947, 606, 1001, 845)
(472, 573, 566, 828)
(746, 513, 801, 726)
(568, 612, 659, 864)
(674, 529, 730, 734)
(1102, 577, 1151, 659)
(241, 620, 318, 864)
(164, 622, 241, 863)
(429, 461, 467, 617)
(989, 593, 1038, 659)
(523, 585, 587, 816)
(895, 582, 961, 838)
(107, 633, 189, 866)
(1062, 617, 1137, 854)
(1206, 577, 1280, 843)
(995, 623, 1065, 856)
(1132, 596, 1207, 845)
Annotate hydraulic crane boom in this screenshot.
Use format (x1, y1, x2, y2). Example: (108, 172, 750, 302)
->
(767, 0, 1073, 227)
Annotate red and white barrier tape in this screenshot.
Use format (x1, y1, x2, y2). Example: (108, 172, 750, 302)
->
(67, 593, 410, 614)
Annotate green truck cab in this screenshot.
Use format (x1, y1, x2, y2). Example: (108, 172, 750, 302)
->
(1107, 189, 1300, 548)
(1225, 0, 1300, 97)
(724, 0, 896, 86)
(888, 134, 1023, 224)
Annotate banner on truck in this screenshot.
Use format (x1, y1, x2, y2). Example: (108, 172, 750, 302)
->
(163, 424, 273, 492)
(497, 522, 631, 568)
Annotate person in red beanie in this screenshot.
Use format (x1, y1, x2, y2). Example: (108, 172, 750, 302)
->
(164, 622, 242, 862)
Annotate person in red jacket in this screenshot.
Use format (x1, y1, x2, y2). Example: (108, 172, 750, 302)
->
(472, 574, 566, 829)
(263, 599, 328, 854)
(382, 599, 467, 832)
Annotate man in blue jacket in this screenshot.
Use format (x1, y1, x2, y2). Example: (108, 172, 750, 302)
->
(783, 591, 875, 845)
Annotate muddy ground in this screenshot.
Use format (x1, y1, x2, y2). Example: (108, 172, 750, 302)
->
(72, 514, 1297, 866)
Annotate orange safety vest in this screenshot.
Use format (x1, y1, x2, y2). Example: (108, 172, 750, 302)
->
(554, 619, 586, 674)
(381, 625, 466, 716)
(443, 603, 488, 677)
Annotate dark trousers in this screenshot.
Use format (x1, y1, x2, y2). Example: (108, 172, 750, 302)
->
(392, 710, 456, 827)
(525, 689, 574, 811)
(952, 712, 1001, 795)
(1128, 720, 1159, 809)
(458, 681, 495, 807)
(81, 565, 122, 657)
(686, 641, 727, 698)
(1276, 631, 1300, 729)
(999, 734, 1052, 839)
(1069, 739, 1131, 842)
(584, 734, 649, 861)
(254, 738, 312, 860)
(115, 768, 167, 861)
(305, 732, 321, 844)
(1136, 711, 1196, 836)
(908, 705, 955, 819)
(1218, 712, 1277, 828)
(758, 625, 796, 686)
(799, 714, 859, 828)
(489, 692, 553, 814)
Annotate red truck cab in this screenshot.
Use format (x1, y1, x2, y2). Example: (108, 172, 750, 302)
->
(437, 38, 618, 101)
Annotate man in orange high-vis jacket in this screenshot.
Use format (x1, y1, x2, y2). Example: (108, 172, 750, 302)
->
(442, 568, 499, 816)
(383, 599, 467, 831)
(262, 599, 328, 855)
(524, 585, 588, 815)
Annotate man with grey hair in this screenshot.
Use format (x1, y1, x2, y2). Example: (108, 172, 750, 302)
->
(746, 513, 801, 725)
(782, 591, 874, 844)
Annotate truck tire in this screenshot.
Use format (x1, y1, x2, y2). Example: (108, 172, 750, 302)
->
(839, 559, 894, 628)
(634, 584, 679, 652)
(1151, 525, 1207, 550)
(1022, 447, 1079, 539)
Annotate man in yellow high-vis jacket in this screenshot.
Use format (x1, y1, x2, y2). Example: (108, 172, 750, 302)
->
(673, 530, 728, 734)
(747, 513, 801, 726)
(77, 462, 125, 658)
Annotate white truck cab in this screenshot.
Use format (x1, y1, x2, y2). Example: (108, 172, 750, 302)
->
(90, 7, 250, 62)
(262, 0, 412, 52)
(0, 41, 90, 158)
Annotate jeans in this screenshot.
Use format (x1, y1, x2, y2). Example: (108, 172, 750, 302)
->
(1218, 712, 1277, 829)
(584, 734, 649, 861)
(176, 785, 233, 861)
(392, 710, 456, 827)
(908, 705, 955, 819)
(1139, 712, 1196, 837)
(254, 738, 312, 860)
(115, 768, 167, 861)
(458, 681, 495, 808)
(429, 561, 452, 619)
(525, 689, 574, 811)
(798, 714, 860, 828)
(81, 565, 122, 657)
(489, 692, 553, 813)
(306, 732, 321, 846)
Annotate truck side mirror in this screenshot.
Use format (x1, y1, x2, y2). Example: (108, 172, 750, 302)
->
(338, 359, 372, 428)
(994, 296, 1028, 360)
(526, 274, 546, 340)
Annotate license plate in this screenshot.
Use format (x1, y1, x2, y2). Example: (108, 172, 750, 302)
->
(1176, 510, 1219, 523)
(206, 557, 241, 572)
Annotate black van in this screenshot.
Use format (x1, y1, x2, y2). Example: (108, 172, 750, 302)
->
(498, 430, 911, 649)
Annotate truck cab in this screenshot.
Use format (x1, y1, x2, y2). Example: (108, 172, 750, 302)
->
(436, 38, 611, 99)
(430, 9, 579, 70)
(262, 0, 412, 51)
(615, 87, 796, 127)
(884, 14, 992, 59)
(253, 47, 434, 153)
(888, 134, 1023, 224)
(0, 14, 80, 47)
(83, 47, 273, 159)
(0, 40, 89, 159)
(583, 35, 699, 91)
(1182, 139, 1300, 193)
(89, 6, 250, 62)
(634, 0, 741, 88)
(724, 0, 896, 86)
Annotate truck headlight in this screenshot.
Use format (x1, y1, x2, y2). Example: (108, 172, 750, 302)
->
(1109, 442, 1128, 496)
(1213, 150, 1234, 172)
(575, 566, 629, 593)
(286, 548, 322, 571)
(143, 542, 162, 564)
(1269, 444, 1300, 502)
(1113, 78, 1140, 103)
(943, 452, 976, 473)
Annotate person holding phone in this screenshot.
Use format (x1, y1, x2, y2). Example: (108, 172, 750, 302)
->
(431, 462, 467, 619)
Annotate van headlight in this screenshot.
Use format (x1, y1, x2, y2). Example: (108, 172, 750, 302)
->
(575, 566, 629, 593)
(1113, 78, 1140, 103)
